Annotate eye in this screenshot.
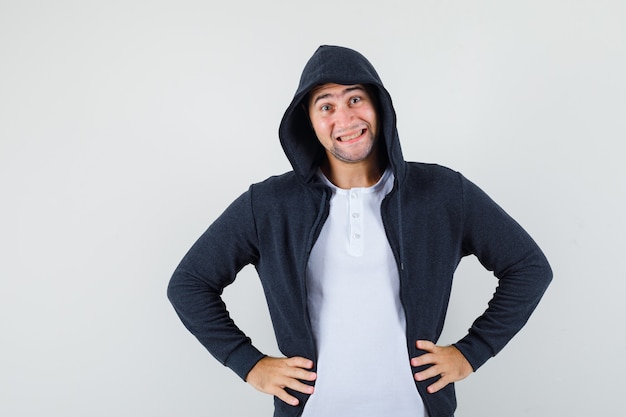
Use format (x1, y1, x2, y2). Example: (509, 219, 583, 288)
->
(350, 96, 362, 105)
(320, 104, 331, 112)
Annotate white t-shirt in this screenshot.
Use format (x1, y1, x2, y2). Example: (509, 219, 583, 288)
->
(302, 169, 428, 417)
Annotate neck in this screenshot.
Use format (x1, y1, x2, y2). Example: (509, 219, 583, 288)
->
(321, 155, 386, 189)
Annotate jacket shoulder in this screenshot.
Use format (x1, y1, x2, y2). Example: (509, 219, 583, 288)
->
(403, 162, 463, 193)
(251, 171, 303, 198)
(405, 161, 459, 177)
(249, 171, 318, 210)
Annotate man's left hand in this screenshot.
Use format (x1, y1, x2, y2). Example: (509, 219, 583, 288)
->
(410, 340, 473, 394)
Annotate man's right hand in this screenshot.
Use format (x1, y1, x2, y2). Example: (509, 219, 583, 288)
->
(245, 356, 317, 406)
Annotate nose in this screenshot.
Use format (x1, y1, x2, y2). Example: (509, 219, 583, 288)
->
(334, 105, 355, 128)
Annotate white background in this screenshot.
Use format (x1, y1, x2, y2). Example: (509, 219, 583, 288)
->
(1, 1, 624, 416)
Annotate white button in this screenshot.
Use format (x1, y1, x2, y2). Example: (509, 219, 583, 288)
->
(353, 233, 361, 239)
(351, 193, 358, 199)
(352, 213, 359, 218)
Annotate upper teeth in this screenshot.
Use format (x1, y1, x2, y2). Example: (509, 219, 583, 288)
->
(340, 130, 362, 141)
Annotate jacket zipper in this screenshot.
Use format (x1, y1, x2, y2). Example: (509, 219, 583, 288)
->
(295, 186, 331, 416)
(381, 182, 435, 417)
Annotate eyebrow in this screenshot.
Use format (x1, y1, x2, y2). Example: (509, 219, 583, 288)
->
(311, 85, 365, 106)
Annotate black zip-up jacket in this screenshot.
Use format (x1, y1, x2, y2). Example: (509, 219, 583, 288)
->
(168, 45, 552, 417)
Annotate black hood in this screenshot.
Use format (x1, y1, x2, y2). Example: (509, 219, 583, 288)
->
(279, 45, 406, 185)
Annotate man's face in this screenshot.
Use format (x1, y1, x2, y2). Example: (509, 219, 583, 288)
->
(307, 83, 379, 165)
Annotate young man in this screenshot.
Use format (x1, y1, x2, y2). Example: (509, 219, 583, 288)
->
(168, 45, 552, 417)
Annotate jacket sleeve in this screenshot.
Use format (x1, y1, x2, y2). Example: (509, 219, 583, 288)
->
(453, 174, 552, 371)
(167, 188, 265, 380)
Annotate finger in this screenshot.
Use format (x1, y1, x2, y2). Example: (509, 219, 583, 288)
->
(275, 389, 300, 407)
(426, 376, 450, 394)
(275, 377, 315, 407)
(286, 356, 314, 369)
(410, 352, 436, 367)
(415, 340, 436, 352)
(285, 378, 315, 395)
(293, 369, 317, 382)
(284, 357, 316, 382)
(283, 365, 316, 382)
(271, 371, 315, 392)
(260, 375, 311, 405)
(414, 365, 441, 382)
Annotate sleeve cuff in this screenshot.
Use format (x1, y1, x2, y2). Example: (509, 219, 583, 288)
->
(223, 342, 267, 381)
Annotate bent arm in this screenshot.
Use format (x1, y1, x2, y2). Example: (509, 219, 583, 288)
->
(167, 189, 265, 380)
(453, 175, 553, 371)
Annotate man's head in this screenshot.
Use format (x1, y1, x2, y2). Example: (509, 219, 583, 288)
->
(306, 83, 379, 166)
(279, 45, 402, 185)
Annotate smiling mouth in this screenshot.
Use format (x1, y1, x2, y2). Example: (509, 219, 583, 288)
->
(337, 129, 366, 142)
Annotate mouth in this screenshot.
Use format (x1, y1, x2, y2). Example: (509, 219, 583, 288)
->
(336, 129, 366, 143)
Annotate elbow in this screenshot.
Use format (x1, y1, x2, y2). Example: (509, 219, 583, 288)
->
(167, 269, 184, 308)
(539, 252, 554, 287)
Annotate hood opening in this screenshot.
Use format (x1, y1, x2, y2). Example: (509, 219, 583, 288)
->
(279, 45, 405, 185)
